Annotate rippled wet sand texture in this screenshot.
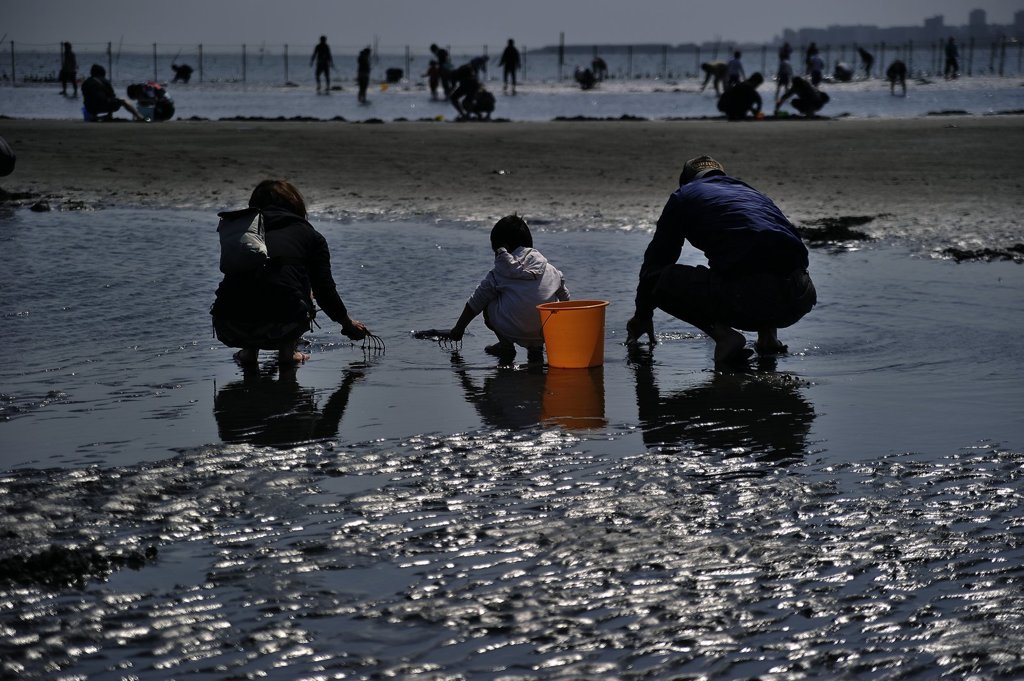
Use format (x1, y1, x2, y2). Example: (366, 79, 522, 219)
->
(1, 210, 1022, 679)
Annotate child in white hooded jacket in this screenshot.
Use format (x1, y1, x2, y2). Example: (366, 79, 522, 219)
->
(448, 215, 570, 361)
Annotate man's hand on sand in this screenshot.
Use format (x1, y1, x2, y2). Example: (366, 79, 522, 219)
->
(626, 315, 656, 346)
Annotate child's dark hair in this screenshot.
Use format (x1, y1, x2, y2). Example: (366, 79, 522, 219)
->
(490, 214, 533, 252)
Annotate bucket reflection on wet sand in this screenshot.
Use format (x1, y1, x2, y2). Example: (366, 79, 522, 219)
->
(540, 366, 606, 429)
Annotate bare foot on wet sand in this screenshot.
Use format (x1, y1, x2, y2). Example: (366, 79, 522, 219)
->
(714, 329, 753, 367)
(755, 338, 789, 355)
(279, 350, 311, 365)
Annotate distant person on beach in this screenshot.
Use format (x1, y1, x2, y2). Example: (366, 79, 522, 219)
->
(944, 37, 960, 80)
(0, 135, 15, 177)
(833, 62, 854, 82)
(126, 81, 175, 121)
(699, 61, 728, 95)
(445, 214, 570, 362)
(357, 47, 371, 103)
(59, 42, 78, 97)
(804, 42, 819, 75)
(465, 88, 495, 119)
(626, 155, 816, 368)
(311, 35, 335, 93)
(171, 63, 194, 84)
(469, 56, 489, 78)
(778, 41, 793, 64)
(775, 58, 793, 103)
(211, 179, 372, 366)
(449, 61, 482, 118)
(81, 64, 148, 121)
(775, 75, 830, 116)
(857, 46, 874, 79)
(424, 60, 441, 99)
(807, 51, 825, 86)
(574, 66, 596, 90)
(886, 59, 908, 96)
(592, 56, 608, 80)
(498, 39, 521, 94)
(430, 43, 454, 95)
(717, 72, 764, 120)
(725, 51, 745, 91)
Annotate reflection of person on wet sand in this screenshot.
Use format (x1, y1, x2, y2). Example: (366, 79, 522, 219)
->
(626, 155, 816, 369)
(214, 364, 363, 448)
(629, 348, 814, 463)
(453, 360, 548, 429)
(453, 359, 605, 430)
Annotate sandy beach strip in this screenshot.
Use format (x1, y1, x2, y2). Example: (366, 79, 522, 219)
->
(1, 116, 1022, 249)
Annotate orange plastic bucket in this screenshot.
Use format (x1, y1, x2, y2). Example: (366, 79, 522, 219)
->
(536, 300, 610, 368)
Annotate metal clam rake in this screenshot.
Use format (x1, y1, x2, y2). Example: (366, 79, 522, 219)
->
(412, 328, 461, 351)
(361, 332, 386, 354)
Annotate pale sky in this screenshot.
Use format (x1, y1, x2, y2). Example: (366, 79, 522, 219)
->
(4, 0, 1021, 50)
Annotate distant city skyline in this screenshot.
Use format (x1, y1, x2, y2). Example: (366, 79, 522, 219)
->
(4, 0, 1022, 49)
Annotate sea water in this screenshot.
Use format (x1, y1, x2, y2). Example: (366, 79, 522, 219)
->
(2, 73, 1023, 122)
(0, 208, 1023, 678)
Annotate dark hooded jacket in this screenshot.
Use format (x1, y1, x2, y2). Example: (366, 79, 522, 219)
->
(212, 207, 349, 327)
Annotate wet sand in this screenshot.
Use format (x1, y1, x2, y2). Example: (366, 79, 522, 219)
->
(2, 116, 1022, 250)
(2, 119, 1024, 677)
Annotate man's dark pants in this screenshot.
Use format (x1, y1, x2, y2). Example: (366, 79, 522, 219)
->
(653, 264, 816, 335)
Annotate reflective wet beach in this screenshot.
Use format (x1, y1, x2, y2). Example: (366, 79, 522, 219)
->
(1, 209, 1022, 678)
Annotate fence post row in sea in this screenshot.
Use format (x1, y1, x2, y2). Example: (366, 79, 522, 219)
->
(4, 38, 1022, 86)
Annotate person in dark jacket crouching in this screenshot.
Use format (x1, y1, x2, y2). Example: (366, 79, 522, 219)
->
(212, 179, 372, 365)
(626, 155, 816, 368)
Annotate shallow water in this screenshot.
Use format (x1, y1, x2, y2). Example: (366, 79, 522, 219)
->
(1, 208, 1022, 678)
(3, 73, 1023, 122)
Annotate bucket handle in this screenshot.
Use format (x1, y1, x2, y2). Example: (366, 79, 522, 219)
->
(538, 300, 609, 330)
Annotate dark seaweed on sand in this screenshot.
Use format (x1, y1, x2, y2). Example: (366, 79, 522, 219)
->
(0, 188, 39, 203)
(942, 243, 1024, 263)
(798, 215, 876, 245)
(0, 544, 158, 589)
